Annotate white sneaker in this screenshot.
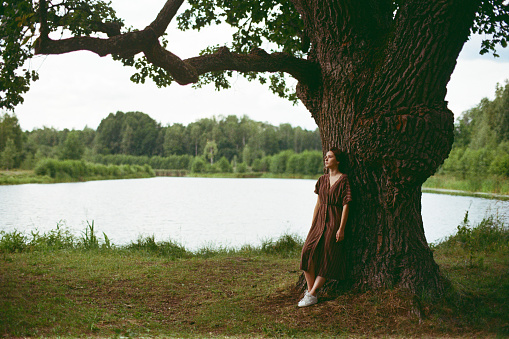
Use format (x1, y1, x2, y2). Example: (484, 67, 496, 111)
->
(298, 292, 318, 307)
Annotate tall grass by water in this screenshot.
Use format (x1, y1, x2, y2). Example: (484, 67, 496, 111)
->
(32, 159, 154, 182)
(1, 214, 507, 337)
(423, 173, 509, 195)
(0, 221, 304, 258)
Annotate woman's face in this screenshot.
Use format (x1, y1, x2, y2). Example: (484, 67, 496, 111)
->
(324, 151, 339, 169)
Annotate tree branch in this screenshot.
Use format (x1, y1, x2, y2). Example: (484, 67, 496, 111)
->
(144, 44, 321, 87)
(39, 0, 49, 38)
(34, 0, 320, 88)
(188, 47, 321, 87)
(148, 0, 186, 37)
(35, 30, 156, 57)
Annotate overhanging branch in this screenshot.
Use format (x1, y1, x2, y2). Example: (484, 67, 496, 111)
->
(34, 0, 320, 89)
(190, 47, 321, 87)
(34, 30, 156, 57)
(144, 44, 321, 86)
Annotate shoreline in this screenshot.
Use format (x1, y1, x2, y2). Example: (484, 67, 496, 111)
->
(422, 187, 509, 201)
(2, 170, 508, 200)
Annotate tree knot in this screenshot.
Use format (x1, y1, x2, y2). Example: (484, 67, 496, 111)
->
(351, 104, 454, 187)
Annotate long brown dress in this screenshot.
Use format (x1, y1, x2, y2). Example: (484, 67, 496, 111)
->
(300, 173, 352, 280)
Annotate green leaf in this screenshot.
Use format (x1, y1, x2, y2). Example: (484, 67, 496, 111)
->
(175, 0, 306, 101)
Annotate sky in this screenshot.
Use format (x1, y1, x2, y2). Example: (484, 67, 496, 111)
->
(12, 0, 509, 132)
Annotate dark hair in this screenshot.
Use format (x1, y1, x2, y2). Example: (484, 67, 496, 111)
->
(329, 147, 348, 174)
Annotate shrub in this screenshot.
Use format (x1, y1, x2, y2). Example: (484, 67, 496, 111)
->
(304, 150, 324, 175)
(34, 158, 154, 180)
(191, 157, 206, 173)
(252, 156, 271, 172)
(489, 154, 509, 176)
(435, 211, 508, 253)
(29, 223, 76, 251)
(0, 230, 27, 253)
(270, 150, 294, 174)
(236, 162, 248, 173)
(216, 156, 232, 173)
(261, 233, 303, 257)
(126, 235, 189, 259)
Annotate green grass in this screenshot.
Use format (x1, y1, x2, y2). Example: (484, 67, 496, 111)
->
(0, 216, 507, 338)
(0, 169, 54, 185)
(0, 161, 155, 185)
(423, 174, 509, 196)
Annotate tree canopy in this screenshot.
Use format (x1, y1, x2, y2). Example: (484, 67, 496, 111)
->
(1, 0, 508, 110)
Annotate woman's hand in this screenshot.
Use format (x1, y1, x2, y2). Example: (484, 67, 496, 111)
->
(336, 230, 344, 242)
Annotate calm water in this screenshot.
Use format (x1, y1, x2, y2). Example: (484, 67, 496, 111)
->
(1, 177, 507, 250)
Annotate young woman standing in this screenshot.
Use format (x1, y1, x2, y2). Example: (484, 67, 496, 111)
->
(298, 147, 352, 307)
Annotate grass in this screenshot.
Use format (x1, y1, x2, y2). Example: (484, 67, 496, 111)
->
(423, 174, 509, 196)
(0, 217, 508, 338)
(0, 169, 54, 185)
(0, 163, 155, 185)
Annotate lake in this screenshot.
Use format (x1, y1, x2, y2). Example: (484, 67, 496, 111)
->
(1, 177, 508, 250)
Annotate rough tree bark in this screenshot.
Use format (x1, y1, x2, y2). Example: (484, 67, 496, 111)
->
(292, 0, 480, 296)
(33, 0, 483, 297)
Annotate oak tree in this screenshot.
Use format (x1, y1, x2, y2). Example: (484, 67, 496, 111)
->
(2, 0, 509, 296)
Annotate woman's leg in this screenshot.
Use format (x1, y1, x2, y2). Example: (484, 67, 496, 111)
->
(309, 276, 326, 296)
(303, 260, 316, 293)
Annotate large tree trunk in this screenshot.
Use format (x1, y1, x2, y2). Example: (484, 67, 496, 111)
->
(293, 0, 480, 296)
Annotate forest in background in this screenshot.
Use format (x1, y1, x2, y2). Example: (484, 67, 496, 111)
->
(438, 82, 509, 177)
(0, 113, 324, 176)
(421, 81, 509, 194)
(0, 82, 508, 182)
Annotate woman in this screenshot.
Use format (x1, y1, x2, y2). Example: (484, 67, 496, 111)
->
(298, 147, 352, 307)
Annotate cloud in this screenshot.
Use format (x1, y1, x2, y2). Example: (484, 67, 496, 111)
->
(446, 58, 509, 116)
(458, 34, 509, 62)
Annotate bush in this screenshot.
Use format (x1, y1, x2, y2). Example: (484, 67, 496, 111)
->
(0, 230, 27, 253)
(261, 233, 303, 257)
(252, 156, 271, 172)
(191, 157, 206, 173)
(489, 154, 509, 176)
(462, 148, 494, 176)
(270, 150, 294, 174)
(126, 235, 189, 259)
(216, 156, 232, 173)
(34, 158, 154, 180)
(285, 151, 323, 175)
(304, 151, 324, 175)
(236, 162, 248, 173)
(29, 223, 76, 251)
(435, 211, 508, 253)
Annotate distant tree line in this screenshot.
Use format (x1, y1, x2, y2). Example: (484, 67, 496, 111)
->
(3, 81, 507, 178)
(0, 112, 323, 175)
(439, 81, 509, 177)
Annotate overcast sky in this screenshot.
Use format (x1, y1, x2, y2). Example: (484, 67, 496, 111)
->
(12, 0, 509, 132)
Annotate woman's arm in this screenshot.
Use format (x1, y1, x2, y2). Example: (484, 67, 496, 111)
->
(336, 204, 349, 242)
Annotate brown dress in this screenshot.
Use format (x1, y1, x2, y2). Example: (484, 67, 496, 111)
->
(300, 173, 352, 280)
